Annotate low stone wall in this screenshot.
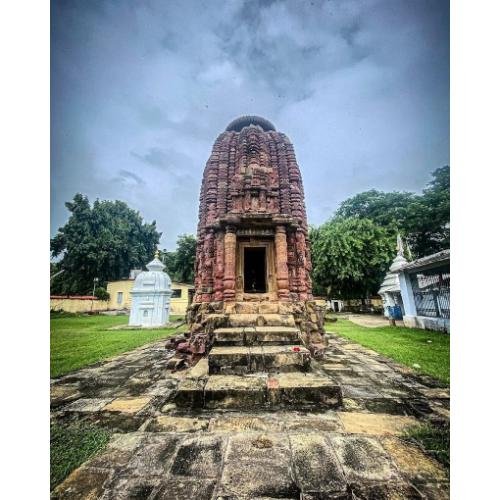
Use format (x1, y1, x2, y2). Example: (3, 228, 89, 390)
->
(50, 297, 110, 313)
(403, 314, 450, 333)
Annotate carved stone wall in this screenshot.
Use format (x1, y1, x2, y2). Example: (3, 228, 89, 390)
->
(168, 116, 326, 369)
(193, 117, 312, 304)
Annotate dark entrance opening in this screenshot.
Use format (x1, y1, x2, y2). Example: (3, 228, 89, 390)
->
(244, 247, 267, 293)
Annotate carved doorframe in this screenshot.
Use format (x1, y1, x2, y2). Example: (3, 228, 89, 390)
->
(235, 239, 277, 301)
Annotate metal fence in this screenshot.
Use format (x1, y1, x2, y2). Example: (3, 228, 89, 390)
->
(410, 266, 450, 319)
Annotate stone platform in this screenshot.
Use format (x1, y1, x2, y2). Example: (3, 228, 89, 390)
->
(51, 334, 449, 499)
(175, 314, 342, 410)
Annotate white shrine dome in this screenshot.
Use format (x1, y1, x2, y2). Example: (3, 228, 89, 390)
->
(131, 252, 172, 292)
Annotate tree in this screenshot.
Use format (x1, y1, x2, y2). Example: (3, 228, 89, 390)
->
(310, 218, 395, 299)
(405, 166, 450, 257)
(336, 189, 416, 230)
(160, 234, 197, 283)
(334, 166, 450, 258)
(50, 194, 161, 295)
(94, 287, 110, 301)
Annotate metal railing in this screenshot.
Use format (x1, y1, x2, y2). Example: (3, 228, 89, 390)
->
(410, 267, 450, 319)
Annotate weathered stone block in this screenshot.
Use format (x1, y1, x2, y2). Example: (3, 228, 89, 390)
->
(208, 346, 250, 374)
(380, 437, 448, 483)
(209, 415, 281, 433)
(234, 302, 259, 314)
(257, 345, 311, 372)
(62, 398, 113, 414)
(51, 466, 111, 499)
(338, 412, 418, 436)
(146, 416, 209, 433)
(252, 325, 301, 344)
(349, 482, 424, 500)
(204, 375, 267, 409)
(289, 433, 347, 495)
(174, 378, 206, 407)
(258, 302, 280, 314)
(100, 476, 161, 500)
(50, 384, 81, 408)
(282, 413, 343, 432)
(218, 433, 299, 498)
(170, 434, 225, 479)
(103, 396, 153, 415)
(122, 433, 180, 477)
(150, 478, 217, 499)
(328, 435, 401, 484)
(185, 357, 209, 379)
(227, 313, 295, 327)
(213, 327, 245, 345)
(267, 372, 342, 406)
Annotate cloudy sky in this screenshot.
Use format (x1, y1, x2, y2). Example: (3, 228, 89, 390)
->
(51, 0, 449, 249)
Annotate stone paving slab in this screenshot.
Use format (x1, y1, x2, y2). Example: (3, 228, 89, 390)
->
(51, 336, 449, 498)
(52, 430, 448, 499)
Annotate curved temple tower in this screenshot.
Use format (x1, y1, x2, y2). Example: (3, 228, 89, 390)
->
(169, 116, 340, 409)
(169, 116, 330, 373)
(195, 115, 314, 305)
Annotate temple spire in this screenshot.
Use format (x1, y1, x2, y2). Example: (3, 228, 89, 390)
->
(396, 233, 404, 257)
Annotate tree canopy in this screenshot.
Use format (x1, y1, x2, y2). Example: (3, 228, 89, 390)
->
(335, 166, 450, 258)
(310, 218, 395, 299)
(50, 194, 161, 295)
(310, 166, 449, 298)
(160, 234, 197, 284)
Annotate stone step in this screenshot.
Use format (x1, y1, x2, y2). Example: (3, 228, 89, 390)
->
(214, 326, 301, 346)
(224, 301, 282, 315)
(208, 345, 311, 374)
(226, 313, 296, 328)
(174, 372, 342, 409)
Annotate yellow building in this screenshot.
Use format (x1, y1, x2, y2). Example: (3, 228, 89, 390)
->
(106, 279, 194, 316)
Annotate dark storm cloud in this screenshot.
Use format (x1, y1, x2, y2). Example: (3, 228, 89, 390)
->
(51, 0, 449, 249)
(114, 170, 145, 187)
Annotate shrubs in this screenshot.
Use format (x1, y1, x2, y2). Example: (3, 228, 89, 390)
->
(94, 287, 110, 301)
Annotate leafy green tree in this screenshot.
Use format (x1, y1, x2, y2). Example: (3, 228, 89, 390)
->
(310, 218, 395, 299)
(94, 287, 110, 301)
(334, 166, 450, 258)
(160, 234, 197, 283)
(50, 194, 161, 295)
(405, 166, 450, 257)
(336, 189, 416, 230)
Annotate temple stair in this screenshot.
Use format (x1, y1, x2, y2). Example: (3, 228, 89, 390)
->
(214, 326, 302, 345)
(174, 310, 342, 410)
(209, 345, 311, 374)
(226, 313, 296, 328)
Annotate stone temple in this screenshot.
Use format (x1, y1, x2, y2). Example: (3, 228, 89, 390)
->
(169, 115, 341, 408)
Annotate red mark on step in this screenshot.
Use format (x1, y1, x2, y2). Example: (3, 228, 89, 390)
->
(292, 346, 301, 352)
(267, 378, 279, 389)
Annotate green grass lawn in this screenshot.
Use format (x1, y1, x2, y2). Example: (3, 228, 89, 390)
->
(51, 423, 112, 491)
(325, 318, 450, 384)
(404, 422, 450, 471)
(50, 313, 185, 378)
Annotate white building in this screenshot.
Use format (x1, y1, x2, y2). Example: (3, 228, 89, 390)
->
(398, 249, 450, 332)
(379, 235, 408, 319)
(129, 251, 173, 327)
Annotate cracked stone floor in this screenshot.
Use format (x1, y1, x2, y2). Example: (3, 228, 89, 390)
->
(50, 334, 450, 499)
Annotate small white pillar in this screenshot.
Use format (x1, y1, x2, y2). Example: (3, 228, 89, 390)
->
(398, 270, 418, 327)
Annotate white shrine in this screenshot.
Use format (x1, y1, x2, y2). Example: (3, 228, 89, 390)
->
(378, 234, 408, 319)
(129, 250, 173, 327)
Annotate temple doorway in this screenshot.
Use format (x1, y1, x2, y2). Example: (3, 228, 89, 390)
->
(244, 247, 267, 293)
